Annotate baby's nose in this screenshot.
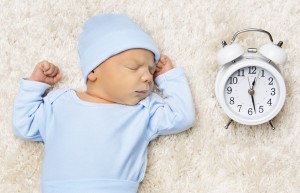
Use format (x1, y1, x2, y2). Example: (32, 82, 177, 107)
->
(141, 70, 153, 83)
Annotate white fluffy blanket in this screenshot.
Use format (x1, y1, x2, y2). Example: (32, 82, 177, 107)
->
(1, 0, 300, 192)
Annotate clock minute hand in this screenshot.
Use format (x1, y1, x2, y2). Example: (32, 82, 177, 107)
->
(251, 95, 256, 114)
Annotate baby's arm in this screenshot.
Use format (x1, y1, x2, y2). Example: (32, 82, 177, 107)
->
(12, 61, 61, 141)
(147, 55, 195, 140)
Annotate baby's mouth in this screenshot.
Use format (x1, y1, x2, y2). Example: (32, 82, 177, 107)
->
(135, 90, 148, 94)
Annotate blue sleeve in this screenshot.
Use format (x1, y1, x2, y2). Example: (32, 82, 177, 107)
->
(146, 67, 196, 141)
(12, 79, 51, 141)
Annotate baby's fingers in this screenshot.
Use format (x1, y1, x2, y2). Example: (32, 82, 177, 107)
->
(159, 54, 168, 63)
(42, 62, 54, 75)
(42, 62, 59, 77)
(156, 54, 169, 68)
(40, 61, 51, 71)
(49, 66, 60, 77)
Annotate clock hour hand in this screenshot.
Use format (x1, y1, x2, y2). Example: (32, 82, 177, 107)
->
(251, 78, 256, 88)
(251, 70, 260, 89)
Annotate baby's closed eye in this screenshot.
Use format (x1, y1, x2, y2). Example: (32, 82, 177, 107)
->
(124, 63, 140, 70)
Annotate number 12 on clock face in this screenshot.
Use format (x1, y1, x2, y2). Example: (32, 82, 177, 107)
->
(224, 66, 279, 118)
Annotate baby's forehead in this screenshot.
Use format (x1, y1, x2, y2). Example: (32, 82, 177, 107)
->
(115, 48, 155, 63)
(130, 52, 155, 63)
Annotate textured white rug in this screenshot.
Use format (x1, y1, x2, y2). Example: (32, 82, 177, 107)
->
(1, 0, 300, 192)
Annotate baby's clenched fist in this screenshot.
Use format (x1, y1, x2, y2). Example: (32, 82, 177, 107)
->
(29, 61, 61, 85)
(154, 54, 174, 78)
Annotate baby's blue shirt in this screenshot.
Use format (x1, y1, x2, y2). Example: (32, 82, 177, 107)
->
(12, 68, 195, 193)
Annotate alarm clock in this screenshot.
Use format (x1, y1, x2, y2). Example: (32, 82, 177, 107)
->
(215, 28, 287, 129)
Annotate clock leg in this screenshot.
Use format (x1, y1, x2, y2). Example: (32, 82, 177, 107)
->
(269, 120, 275, 130)
(224, 119, 233, 129)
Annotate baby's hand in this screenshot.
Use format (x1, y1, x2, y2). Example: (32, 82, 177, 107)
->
(29, 61, 61, 85)
(154, 54, 174, 78)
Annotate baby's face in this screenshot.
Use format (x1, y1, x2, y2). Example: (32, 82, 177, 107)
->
(91, 49, 155, 105)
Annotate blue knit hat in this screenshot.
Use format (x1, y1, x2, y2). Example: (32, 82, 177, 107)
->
(78, 13, 160, 83)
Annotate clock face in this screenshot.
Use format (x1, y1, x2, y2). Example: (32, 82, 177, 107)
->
(224, 66, 280, 121)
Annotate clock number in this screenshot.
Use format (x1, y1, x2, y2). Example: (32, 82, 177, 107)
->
(267, 99, 272, 106)
(229, 97, 235, 105)
(248, 66, 256, 74)
(271, 88, 276, 96)
(261, 70, 265, 77)
(237, 69, 245, 76)
(259, 106, 264, 113)
(227, 87, 232, 94)
(229, 77, 238, 84)
(248, 108, 253, 115)
(237, 105, 242, 112)
(268, 77, 274, 85)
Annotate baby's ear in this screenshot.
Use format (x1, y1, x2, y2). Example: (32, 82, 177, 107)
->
(87, 70, 97, 82)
